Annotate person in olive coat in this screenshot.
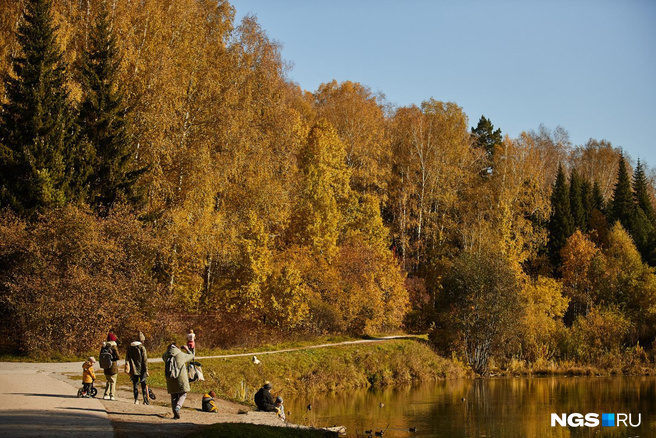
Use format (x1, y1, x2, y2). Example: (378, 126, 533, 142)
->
(162, 341, 195, 419)
(126, 331, 149, 405)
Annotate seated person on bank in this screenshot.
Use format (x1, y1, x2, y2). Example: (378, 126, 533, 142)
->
(202, 390, 218, 413)
(254, 381, 277, 412)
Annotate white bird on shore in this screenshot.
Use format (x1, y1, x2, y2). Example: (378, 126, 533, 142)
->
(252, 356, 261, 365)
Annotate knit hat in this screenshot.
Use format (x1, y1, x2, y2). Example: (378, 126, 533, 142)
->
(276, 396, 283, 404)
(138, 331, 145, 342)
(263, 381, 272, 389)
(107, 332, 117, 342)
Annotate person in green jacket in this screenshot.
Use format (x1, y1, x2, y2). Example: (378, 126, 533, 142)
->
(126, 331, 149, 405)
(162, 341, 195, 420)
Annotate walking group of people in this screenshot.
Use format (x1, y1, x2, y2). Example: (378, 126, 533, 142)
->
(81, 329, 285, 422)
(81, 329, 210, 420)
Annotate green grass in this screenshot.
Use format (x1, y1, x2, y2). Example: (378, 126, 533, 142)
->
(145, 339, 470, 406)
(188, 423, 338, 438)
(4, 335, 468, 406)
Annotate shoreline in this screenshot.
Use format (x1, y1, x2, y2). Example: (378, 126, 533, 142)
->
(0, 361, 341, 438)
(1, 355, 654, 437)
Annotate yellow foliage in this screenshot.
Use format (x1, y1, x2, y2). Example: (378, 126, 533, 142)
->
(314, 80, 390, 196)
(570, 306, 632, 362)
(560, 230, 602, 318)
(519, 276, 569, 361)
(296, 120, 352, 261)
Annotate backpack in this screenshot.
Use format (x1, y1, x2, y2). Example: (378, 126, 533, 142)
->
(99, 345, 114, 370)
(165, 355, 182, 379)
(188, 361, 204, 382)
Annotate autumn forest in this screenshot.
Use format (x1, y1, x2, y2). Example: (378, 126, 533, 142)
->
(1, 0, 655, 375)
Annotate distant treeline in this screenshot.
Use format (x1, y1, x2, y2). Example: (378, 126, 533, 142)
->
(0, 1, 655, 375)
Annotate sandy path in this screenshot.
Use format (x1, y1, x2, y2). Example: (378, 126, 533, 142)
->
(0, 362, 113, 437)
(0, 337, 411, 436)
(0, 361, 301, 437)
(104, 385, 293, 438)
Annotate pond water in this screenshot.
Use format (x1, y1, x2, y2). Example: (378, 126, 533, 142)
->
(284, 376, 656, 437)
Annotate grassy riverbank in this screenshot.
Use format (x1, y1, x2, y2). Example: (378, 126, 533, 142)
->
(144, 338, 470, 403)
(7, 333, 655, 382)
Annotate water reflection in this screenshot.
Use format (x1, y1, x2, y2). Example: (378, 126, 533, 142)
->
(284, 377, 656, 437)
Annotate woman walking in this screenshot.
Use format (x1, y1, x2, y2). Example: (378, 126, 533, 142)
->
(126, 331, 149, 405)
(162, 341, 195, 419)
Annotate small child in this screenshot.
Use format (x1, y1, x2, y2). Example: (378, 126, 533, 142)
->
(187, 329, 196, 354)
(275, 396, 285, 421)
(82, 357, 96, 397)
(202, 390, 218, 412)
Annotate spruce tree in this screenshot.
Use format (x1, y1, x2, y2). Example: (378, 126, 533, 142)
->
(0, 0, 86, 215)
(548, 164, 574, 267)
(633, 159, 655, 224)
(79, 1, 144, 211)
(569, 168, 585, 230)
(608, 153, 635, 230)
(588, 181, 608, 247)
(631, 159, 656, 265)
(580, 177, 593, 231)
(591, 181, 606, 213)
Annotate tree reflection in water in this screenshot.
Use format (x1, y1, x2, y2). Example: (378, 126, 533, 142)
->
(284, 376, 656, 437)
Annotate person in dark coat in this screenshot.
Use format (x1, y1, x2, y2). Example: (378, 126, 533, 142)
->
(254, 381, 277, 412)
(126, 331, 149, 405)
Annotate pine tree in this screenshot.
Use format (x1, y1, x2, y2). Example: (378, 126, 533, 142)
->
(79, 1, 144, 211)
(605, 154, 656, 265)
(608, 154, 635, 228)
(580, 177, 593, 231)
(588, 180, 608, 248)
(471, 116, 502, 173)
(0, 0, 86, 215)
(633, 159, 655, 224)
(547, 164, 574, 268)
(569, 168, 585, 230)
(631, 159, 656, 265)
(591, 181, 606, 213)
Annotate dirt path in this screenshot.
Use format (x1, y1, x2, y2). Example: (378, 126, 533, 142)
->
(0, 362, 113, 437)
(105, 385, 294, 438)
(0, 361, 318, 437)
(0, 336, 414, 436)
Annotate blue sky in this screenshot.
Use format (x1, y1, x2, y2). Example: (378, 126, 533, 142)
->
(231, 0, 656, 168)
